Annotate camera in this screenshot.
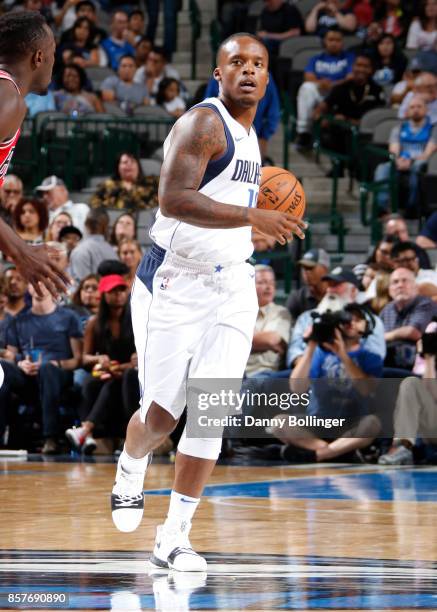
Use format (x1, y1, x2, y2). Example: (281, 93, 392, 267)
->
(309, 310, 352, 344)
(420, 320, 437, 356)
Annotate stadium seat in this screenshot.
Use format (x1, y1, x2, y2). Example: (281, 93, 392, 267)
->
(140, 158, 162, 176)
(280, 36, 321, 60)
(359, 108, 398, 137)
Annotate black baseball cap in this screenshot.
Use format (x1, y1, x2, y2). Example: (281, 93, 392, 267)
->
(59, 225, 82, 241)
(322, 266, 361, 288)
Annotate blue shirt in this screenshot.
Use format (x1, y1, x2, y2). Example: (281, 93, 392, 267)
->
(308, 346, 383, 418)
(100, 38, 135, 71)
(25, 92, 56, 117)
(6, 306, 83, 362)
(420, 210, 437, 242)
(204, 74, 281, 141)
(305, 51, 354, 81)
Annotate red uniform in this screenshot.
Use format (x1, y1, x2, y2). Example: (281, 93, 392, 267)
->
(0, 70, 21, 188)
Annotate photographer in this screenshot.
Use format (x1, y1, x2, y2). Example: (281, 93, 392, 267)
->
(273, 305, 383, 462)
(379, 321, 437, 465)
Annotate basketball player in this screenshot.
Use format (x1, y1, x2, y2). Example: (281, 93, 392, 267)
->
(0, 12, 68, 297)
(110, 33, 306, 571)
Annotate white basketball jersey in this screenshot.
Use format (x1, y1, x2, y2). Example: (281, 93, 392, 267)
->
(150, 97, 261, 264)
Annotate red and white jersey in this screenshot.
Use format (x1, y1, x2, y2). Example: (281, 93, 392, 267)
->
(0, 70, 21, 188)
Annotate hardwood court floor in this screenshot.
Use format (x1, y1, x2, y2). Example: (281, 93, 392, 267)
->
(0, 457, 436, 610)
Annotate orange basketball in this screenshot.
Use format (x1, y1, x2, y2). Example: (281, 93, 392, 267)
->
(257, 166, 306, 218)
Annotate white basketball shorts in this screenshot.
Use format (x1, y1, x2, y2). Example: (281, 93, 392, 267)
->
(131, 244, 258, 421)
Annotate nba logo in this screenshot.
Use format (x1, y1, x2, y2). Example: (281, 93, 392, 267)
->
(160, 277, 170, 290)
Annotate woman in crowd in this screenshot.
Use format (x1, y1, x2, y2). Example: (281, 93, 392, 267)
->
(371, 33, 408, 86)
(12, 198, 48, 244)
(156, 77, 186, 118)
(407, 0, 437, 51)
(54, 64, 104, 115)
(46, 211, 73, 242)
(68, 274, 101, 330)
(90, 152, 159, 211)
(58, 17, 99, 69)
(117, 238, 142, 288)
(109, 212, 137, 247)
(367, 235, 396, 269)
(65, 275, 139, 454)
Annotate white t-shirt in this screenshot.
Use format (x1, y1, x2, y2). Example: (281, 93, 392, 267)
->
(406, 19, 437, 51)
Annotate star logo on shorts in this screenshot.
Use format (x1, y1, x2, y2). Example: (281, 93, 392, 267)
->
(215, 265, 223, 273)
(160, 277, 170, 290)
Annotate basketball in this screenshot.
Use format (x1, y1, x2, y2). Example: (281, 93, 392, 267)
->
(257, 166, 306, 218)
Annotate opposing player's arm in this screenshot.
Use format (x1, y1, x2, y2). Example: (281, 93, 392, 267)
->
(159, 108, 306, 242)
(0, 81, 24, 142)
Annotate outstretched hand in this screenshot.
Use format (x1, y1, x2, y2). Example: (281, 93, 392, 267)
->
(14, 243, 70, 298)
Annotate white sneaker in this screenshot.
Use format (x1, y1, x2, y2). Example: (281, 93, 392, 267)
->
(65, 426, 87, 451)
(83, 436, 97, 455)
(150, 522, 207, 572)
(378, 445, 414, 465)
(111, 453, 151, 532)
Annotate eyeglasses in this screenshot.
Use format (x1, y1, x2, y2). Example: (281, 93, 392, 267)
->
(394, 255, 417, 265)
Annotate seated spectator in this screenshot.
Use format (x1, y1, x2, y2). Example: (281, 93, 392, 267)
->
(0, 175, 23, 225)
(70, 208, 116, 282)
(256, 0, 304, 56)
(36, 176, 90, 234)
(391, 241, 437, 288)
(65, 274, 139, 454)
(305, 0, 357, 37)
(134, 36, 152, 68)
(286, 248, 330, 322)
(384, 213, 432, 268)
(371, 33, 407, 87)
(367, 235, 396, 269)
(100, 10, 135, 71)
(59, 225, 83, 257)
(101, 54, 149, 112)
(375, 96, 437, 214)
(398, 72, 437, 123)
(46, 212, 73, 242)
(380, 267, 437, 371)
(117, 238, 142, 288)
(343, 0, 374, 33)
(156, 77, 186, 118)
(391, 57, 423, 107)
(275, 304, 382, 462)
(417, 210, 437, 248)
(3, 266, 28, 317)
(110, 212, 137, 247)
(68, 273, 100, 330)
(25, 92, 56, 117)
(134, 46, 184, 103)
(59, 0, 107, 46)
(295, 28, 355, 150)
(406, 0, 437, 52)
(288, 267, 386, 368)
(245, 265, 291, 377)
(125, 9, 146, 46)
(204, 73, 280, 162)
(57, 17, 99, 69)
(12, 197, 48, 245)
(373, 0, 407, 38)
(54, 64, 104, 115)
(0, 282, 82, 455)
(364, 267, 392, 314)
(90, 152, 159, 211)
(379, 320, 437, 465)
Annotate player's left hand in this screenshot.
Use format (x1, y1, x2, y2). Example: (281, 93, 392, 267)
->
(14, 243, 71, 298)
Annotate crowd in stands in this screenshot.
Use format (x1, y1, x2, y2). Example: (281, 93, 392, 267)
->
(0, 0, 436, 465)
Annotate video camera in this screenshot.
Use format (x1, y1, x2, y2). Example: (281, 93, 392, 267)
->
(307, 295, 375, 345)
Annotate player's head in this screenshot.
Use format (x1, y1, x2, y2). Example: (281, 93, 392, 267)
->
(0, 12, 55, 94)
(213, 33, 269, 108)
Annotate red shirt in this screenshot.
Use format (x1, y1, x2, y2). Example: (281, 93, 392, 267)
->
(0, 70, 21, 188)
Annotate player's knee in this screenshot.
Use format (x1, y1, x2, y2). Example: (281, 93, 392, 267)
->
(177, 436, 222, 460)
(145, 401, 178, 436)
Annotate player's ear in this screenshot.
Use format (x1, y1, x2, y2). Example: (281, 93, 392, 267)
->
(213, 67, 221, 82)
(32, 49, 43, 69)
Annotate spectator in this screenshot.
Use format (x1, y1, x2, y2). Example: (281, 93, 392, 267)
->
(46, 212, 73, 242)
(375, 95, 437, 214)
(36, 176, 90, 234)
(218, 1, 251, 40)
(257, 0, 304, 56)
(59, 225, 83, 257)
(406, 0, 437, 51)
(65, 274, 139, 453)
(277, 304, 382, 462)
(100, 10, 135, 71)
(68, 273, 100, 329)
(59, 0, 107, 46)
(305, 0, 357, 37)
(145, 0, 177, 60)
(109, 212, 137, 246)
(125, 9, 145, 46)
(391, 241, 437, 287)
(54, 64, 104, 115)
(245, 265, 291, 377)
(12, 197, 48, 245)
(3, 267, 28, 317)
(367, 235, 396, 269)
(371, 33, 408, 87)
(101, 54, 149, 112)
(0, 282, 83, 454)
(204, 74, 281, 161)
(295, 28, 355, 150)
(373, 0, 407, 38)
(417, 210, 437, 248)
(57, 17, 99, 69)
(286, 248, 330, 322)
(391, 56, 423, 107)
(25, 91, 56, 117)
(288, 267, 387, 368)
(156, 77, 186, 118)
(398, 72, 437, 123)
(0, 278, 12, 354)
(134, 46, 183, 103)
(134, 36, 152, 68)
(379, 320, 437, 465)
(117, 238, 142, 288)
(343, 0, 374, 32)
(0, 175, 23, 225)
(70, 208, 116, 281)
(361, 266, 392, 314)
(380, 267, 437, 371)
(90, 152, 159, 211)
(384, 214, 432, 268)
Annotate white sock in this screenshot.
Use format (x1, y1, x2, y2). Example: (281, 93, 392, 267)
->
(165, 490, 200, 528)
(120, 447, 149, 474)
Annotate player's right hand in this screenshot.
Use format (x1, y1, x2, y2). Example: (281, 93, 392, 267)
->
(14, 243, 70, 298)
(249, 208, 307, 245)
